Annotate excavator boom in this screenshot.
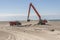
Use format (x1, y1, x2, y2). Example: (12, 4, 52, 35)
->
(27, 3, 41, 21)
(27, 3, 47, 25)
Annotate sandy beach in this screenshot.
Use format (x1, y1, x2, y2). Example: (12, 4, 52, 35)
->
(0, 21, 60, 40)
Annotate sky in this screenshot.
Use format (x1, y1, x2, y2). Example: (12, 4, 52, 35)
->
(0, 0, 60, 21)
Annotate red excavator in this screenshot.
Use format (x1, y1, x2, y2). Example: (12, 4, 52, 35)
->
(27, 3, 47, 25)
(9, 3, 47, 26)
(9, 21, 21, 26)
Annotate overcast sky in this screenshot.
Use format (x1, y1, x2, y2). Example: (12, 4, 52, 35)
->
(0, 0, 60, 21)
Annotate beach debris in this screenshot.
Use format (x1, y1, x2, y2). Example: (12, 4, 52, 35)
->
(50, 29, 55, 32)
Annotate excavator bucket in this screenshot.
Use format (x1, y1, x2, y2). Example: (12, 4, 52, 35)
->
(27, 19, 30, 22)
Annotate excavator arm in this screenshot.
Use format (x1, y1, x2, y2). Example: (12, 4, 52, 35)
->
(27, 3, 47, 25)
(27, 3, 41, 21)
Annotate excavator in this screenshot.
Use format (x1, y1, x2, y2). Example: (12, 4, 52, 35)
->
(27, 3, 47, 25)
(9, 3, 47, 26)
(9, 21, 21, 26)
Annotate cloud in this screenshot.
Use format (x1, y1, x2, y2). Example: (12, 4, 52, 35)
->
(0, 13, 27, 21)
(0, 13, 25, 17)
(41, 13, 58, 16)
(0, 13, 60, 18)
(0, 13, 60, 21)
